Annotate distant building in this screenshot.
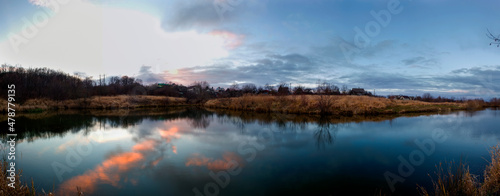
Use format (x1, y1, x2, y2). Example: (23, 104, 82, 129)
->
(157, 83, 167, 88)
(389, 95, 414, 100)
(304, 88, 314, 94)
(398, 95, 413, 100)
(351, 88, 366, 95)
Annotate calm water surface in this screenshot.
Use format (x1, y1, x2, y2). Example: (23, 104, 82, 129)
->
(1, 108, 499, 195)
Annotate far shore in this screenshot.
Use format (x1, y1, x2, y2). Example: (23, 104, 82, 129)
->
(0, 95, 188, 113)
(1, 94, 490, 116)
(204, 95, 479, 115)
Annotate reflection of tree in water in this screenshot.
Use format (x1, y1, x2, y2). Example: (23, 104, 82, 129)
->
(188, 115, 212, 129)
(314, 119, 339, 150)
(95, 116, 144, 129)
(0, 115, 96, 142)
(216, 115, 246, 131)
(185, 108, 213, 129)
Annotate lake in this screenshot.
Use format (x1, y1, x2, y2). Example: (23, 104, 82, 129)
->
(1, 108, 499, 195)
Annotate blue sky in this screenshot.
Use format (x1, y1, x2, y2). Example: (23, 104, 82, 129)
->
(0, 0, 499, 98)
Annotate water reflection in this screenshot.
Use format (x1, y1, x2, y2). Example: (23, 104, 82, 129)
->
(314, 118, 339, 150)
(1, 108, 499, 195)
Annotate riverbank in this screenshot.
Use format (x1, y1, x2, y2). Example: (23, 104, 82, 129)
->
(205, 95, 471, 115)
(0, 95, 187, 112)
(2, 95, 485, 115)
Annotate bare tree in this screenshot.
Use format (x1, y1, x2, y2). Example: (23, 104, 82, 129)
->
(229, 82, 239, 90)
(277, 82, 290, 96)
(264, 83, 276, 93)
(487, 29, 500, 47)
(422, 93, 433, 102)
(341, 85, 348, 95)
(293, 85, 306, 95)
(317, 81, 340, 95)
(241, 83, 257, 94)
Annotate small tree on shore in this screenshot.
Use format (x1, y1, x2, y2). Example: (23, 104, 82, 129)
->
(422, 93, 433, 102)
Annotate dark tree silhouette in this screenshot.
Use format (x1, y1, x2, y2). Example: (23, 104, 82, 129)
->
(317, 81, 340, 95)
(277, 83, 290, 96)
(293, 85, 305, 95)
(422, 93, 433, 102)
(487, 29, 500, 47)
(241, 83, 257, 94)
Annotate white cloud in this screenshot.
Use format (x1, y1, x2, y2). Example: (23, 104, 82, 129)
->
(1, 0, 233, 78)
(28, 0, 52, 7)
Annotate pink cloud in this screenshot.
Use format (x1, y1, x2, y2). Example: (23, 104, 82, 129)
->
(210, 30, 245, 49)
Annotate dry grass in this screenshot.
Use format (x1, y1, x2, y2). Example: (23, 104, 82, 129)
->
(420, 145, 500, 196)
(0, 160, 33, 196)
(205, 95, 466, 115)
(0, 159, 82, 196)
(419, 160, 478, 196)
(0, 95, 187, 112)
(480, 146, 500, 195)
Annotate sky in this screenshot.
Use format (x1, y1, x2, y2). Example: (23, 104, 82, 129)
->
(0, 0, 499, 98)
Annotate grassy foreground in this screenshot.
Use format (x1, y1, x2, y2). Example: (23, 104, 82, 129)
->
(0, 95, 186, 113)
(0, 160, 84, 196)
(419, 145, 500, 196)
(205, 95, 471, 115)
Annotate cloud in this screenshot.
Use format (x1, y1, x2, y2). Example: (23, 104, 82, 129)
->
(436, 66, 500, 97)
(402, 56, 425, 65)
(162, 0, 227, 31)
(337, 65, 500, 98)
(210, 30, 245, 49)
(401, 56, 439, 68)
(0, 1, 231, 77)
(359, 40, 396, 58)
(311, 37, 395, 71)
(136, 65, 165, 84)
(342, 72, 426, 90)
(28, 0, 51, 7)
(185, 152, 244, 171)
(160, 0, 260, 31)
(164, 53, 322, 86)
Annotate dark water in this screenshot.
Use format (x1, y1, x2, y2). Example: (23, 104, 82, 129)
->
(1, 108, 499, 195)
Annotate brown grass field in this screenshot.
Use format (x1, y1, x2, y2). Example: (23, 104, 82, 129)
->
(1, 95, 486, 115)
(0, 95, 187, 113)
(205, 95, 473, 115)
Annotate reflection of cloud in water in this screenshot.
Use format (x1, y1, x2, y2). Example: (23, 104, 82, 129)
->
(185, 152, 244, 171)
(159, 126, 180, 142)
(44, 109, 500, 195)
(133, 139, 158, 151)
(57, 126, 182, 195)
(172, 145, 177, 154)
(57, 151, 144, 195)
(56, 129, 131, 153)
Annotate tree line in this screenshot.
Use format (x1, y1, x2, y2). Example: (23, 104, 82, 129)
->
(1, 65, 499, 106)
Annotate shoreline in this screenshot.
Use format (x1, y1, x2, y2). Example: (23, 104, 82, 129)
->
(0, 95, 488, 115)
(0, 95, 188, 113)
(204, 95, 474, 115)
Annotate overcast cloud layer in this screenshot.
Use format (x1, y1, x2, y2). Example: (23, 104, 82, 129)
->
(0, 0, 499, 98)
